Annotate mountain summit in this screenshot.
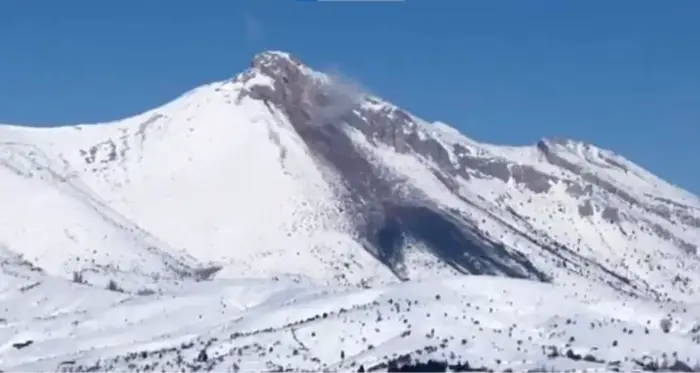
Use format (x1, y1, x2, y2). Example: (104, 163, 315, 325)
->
(2, 50, 700, 371)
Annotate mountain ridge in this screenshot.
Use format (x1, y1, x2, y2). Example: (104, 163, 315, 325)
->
(2, 50, 700, 372)
(1, 50, 698, 295)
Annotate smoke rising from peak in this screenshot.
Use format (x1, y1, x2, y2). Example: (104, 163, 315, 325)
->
(305, 67, 369, 128)
(244, 14, 264, 46)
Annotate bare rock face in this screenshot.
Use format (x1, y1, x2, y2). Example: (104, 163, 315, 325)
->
(234, 51, 700, 300)
(237, 51, 549, 282)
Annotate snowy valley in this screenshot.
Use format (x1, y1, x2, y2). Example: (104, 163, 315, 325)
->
(1, 51, 700, 371)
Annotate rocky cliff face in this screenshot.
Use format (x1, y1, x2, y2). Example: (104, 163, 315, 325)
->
(238, 51, 550, 282)
(231, 51, 700, 301)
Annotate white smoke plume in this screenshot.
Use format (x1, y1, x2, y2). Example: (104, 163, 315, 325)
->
(305, 66, 370, 128)
(244, 14, 265, 46)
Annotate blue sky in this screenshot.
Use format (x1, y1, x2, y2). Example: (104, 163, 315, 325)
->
(1, 1, 698, 194)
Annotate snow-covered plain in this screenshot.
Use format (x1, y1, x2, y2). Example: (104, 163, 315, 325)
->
(3, 264, 700, 372)
(1, 50, 700, 371)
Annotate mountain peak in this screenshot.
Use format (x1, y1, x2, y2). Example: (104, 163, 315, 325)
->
(237, 50, 367, 129)
(537, 137, 591, 151)
(246, 50, 316, 87)
(250, 50, 304, 70)
(536, 136, 610, 160)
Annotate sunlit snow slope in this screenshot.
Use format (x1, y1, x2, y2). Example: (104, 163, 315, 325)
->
(1, 50, 698, 295)
(1, 50, 700, 372)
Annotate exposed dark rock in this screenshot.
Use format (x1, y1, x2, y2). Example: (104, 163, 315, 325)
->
(234, 50, 699, 292)
(602, 206, 621, 223)
(12, 340, 33, 349)
(578, 200, 595, 217)
(238, 51, 551, 282)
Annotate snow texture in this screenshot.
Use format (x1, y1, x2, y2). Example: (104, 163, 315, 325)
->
(1, 50, 699, 372)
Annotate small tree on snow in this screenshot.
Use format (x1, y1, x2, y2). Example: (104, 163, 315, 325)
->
(72, 271, 84, 284)
(660, 316, 672, 333)
(106, 279, 123, 292)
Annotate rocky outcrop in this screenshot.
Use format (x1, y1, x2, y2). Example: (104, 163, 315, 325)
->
(236, 51, 549, 281)
(233, 51, 700, 299)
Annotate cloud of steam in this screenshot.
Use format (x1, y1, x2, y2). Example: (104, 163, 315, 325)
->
(305, 67, 370, 128)
(244, 14, 264, 46)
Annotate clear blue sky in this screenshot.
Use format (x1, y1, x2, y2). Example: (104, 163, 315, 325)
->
(1, 1, 699, 194)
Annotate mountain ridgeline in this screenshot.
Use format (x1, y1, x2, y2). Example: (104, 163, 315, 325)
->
(236, 51, 700, 299)
(3, 50, 700, 372)
(0, 50, 699, 301)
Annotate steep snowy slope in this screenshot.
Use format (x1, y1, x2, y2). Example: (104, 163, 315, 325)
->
(0, 76, 400, 287)
(232, 51, 700, 301)
(1, 50, 699, 299)
(0, 138, 204, 290)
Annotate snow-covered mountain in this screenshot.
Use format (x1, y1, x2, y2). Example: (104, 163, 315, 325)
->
(2, 50, 700, 371)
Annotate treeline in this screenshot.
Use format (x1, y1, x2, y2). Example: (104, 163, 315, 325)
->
(357, 360, 478, 373)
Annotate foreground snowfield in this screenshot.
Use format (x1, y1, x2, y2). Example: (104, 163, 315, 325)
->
(2, 265, 700, 372)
